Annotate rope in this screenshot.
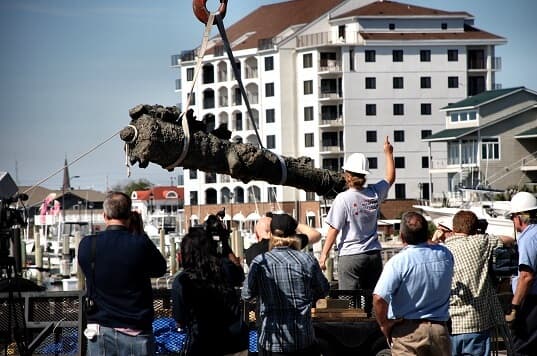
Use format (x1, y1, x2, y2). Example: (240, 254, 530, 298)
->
(215, 13, 264, 149)
(165, 12, 215, 170)
(22, 129, 121, 195)
(276, 154, 288, 185)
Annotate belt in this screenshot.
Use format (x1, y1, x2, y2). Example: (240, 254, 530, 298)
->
(402, 319, 447, 326)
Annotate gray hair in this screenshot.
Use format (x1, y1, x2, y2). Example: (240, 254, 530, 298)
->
(400, 211, 429, 245)
(103, 191, 131, 220)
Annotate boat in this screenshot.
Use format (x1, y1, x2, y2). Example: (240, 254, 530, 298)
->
(414, 187, 515, 237)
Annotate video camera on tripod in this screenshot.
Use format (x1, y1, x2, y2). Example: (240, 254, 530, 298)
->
(0, 172, 28, 278)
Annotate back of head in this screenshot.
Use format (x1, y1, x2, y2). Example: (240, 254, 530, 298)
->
(255, 217, 272, 240)
(452, 210, 478, 235)
(129, 211, 145, 235)
(180, 226, 217, 270)
(400, 211, 429, 245)
(270, 213, 301, 250)
(342, 153, 369, 189)
(103, 191, 131, 220)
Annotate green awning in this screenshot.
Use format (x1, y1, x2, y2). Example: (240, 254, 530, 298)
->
(515, 127, 537, 139)
(422, 127, 477, 142)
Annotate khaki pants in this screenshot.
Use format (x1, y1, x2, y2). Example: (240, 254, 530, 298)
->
(391, 319, 451, 356)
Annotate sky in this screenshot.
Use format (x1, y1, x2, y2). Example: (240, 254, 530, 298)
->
(1, 0, 536, 193)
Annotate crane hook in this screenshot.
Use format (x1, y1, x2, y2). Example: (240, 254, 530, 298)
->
(193, 0, 227, 24)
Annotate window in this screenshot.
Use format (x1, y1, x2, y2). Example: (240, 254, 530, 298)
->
(187, 92, 196, 105)
(393, 77, 404, 89)
(448, 76, 459, 88)
(395, 157, 405, 168)
(421, 103, 432, 115)
(266, 135, 276, 149)
(304, 106, 314, 121)
(421, 156, 429, 168)
(389, 23, 395, 30)
(441, 23, 448, 30)
(420, 76, 431, 89)
(368, 157, 378, 169)
(394, 130, 405, 142)
(235, 113, 243, 131)
(365, 77, 376, 89)
(420, 50, 431, 62)
(366, 104, 377, 116)
(365, 50, 376, 62)
(189, 169, 198, 179)
(304, 80, 313, 95)
(393, 103, 404, 116)
(265, 82, 275, 97)
(349, 49, 355, 71)
(186, 67, 194, 81)
(305, 133, 314, 147)
(190, 191, 198, 206)
(266, 108, 275, 123)
(268, 187, 277, 203)
(395, 183, 406, 199)
(264, 56, 274, 71)
(448, 49, 458, 62)
(482, 138, 500, 160)
(392, 50, 403, 62)
(366, 131, 377, 142)
(421, 130, 432, 139)
(303, 53, 313, 68)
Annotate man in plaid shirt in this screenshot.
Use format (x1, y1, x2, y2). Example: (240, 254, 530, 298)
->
(445, 210, 514, 355)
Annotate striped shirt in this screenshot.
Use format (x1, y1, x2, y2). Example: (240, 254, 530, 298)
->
(445, 233, 506, 334)
(242, 246, 329, 352)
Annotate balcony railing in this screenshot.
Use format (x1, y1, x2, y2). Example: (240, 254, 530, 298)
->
(492, 56, 502, 71)
(180, 50, 196, 62)
(170, 54, 181, 67)
(320, 117, 343, 126)
(175, 79, 181, 91)
(319, 60, 342, 73)
(319, 92, 342, 100)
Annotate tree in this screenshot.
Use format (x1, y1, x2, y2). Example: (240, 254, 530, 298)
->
(112, 179, 153, 197)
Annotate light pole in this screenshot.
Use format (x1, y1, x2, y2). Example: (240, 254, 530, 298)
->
(88, 203, 94, 234)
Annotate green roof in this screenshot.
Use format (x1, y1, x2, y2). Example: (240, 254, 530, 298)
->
(515, 127, 537, 139)
(441, 87, 525, 110)
(422, 127, 477, 142)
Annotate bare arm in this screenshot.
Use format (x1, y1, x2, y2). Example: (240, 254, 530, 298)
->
(512, 268, 534, 305)
(373, 294, 399, 345)
(297, 223, 321, 245)
(384, 136, 395, 185)
(319, 225, 338, 270)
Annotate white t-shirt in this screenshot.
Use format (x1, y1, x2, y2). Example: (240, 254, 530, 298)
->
(325, 180, 390, 256)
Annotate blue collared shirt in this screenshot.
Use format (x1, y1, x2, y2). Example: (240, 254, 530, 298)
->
(512, 224, 537, 295)
(242, 246, 329, 352)
(374, 243, 454, 321)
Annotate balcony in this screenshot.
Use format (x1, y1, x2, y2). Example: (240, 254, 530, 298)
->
(175, 79, 181, 91)
(170, 54, 181, 67)
(319, 117, 343, 127)
(521, 155, 537, 172)
(180, 50, 196, 62)
(320, 145, 343, 154)
(319, 92, 342, 101)
(319, 60, 342, 74)
(428, 159, 478, 174)
(492, 57, 502, 71)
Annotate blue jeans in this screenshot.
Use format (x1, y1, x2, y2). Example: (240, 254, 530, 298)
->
(450, 329, 490, 356)
(87, 325, 156, 356)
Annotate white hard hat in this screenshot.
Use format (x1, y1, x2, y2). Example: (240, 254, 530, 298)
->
(509, 192, 537, 214)
(342, 153, 370, 175)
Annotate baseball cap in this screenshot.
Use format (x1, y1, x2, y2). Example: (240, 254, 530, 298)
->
(270, 213, 297, 237)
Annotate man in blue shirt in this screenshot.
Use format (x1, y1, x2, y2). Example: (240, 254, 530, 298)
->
(373, 211, 454, 356)
(507, 192, 537, 355)
(242, 213, 329, 355)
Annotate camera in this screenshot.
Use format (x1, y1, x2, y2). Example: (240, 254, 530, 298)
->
(476, 219, 489, 234)
(203, 213, 231, 257)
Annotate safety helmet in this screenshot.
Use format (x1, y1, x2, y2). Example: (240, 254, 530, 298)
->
(342, 153, 370, 175)
(509, 192, 537, 214)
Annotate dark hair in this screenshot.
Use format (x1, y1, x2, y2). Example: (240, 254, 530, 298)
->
(129, 211, 144, 235)
(103, 191, 131, 220)
(452, 210, 478, 235)
(400, 211, 429, 245)
(180, 227, 229, 293)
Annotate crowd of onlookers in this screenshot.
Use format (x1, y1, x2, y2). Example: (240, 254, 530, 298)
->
(77, 138, 537, 356)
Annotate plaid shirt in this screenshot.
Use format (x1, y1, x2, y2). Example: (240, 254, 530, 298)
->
(444, 233, 506, 334)
(242, 246, 329, 352)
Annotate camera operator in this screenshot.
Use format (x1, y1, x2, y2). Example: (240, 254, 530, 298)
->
(203, 213, 241, 266)
(171, 226, 248, 355)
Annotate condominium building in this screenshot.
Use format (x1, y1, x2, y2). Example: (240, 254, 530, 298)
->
(171, 0, 505, 211)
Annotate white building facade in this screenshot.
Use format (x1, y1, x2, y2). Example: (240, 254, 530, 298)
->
(172, 0, 505, 207)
